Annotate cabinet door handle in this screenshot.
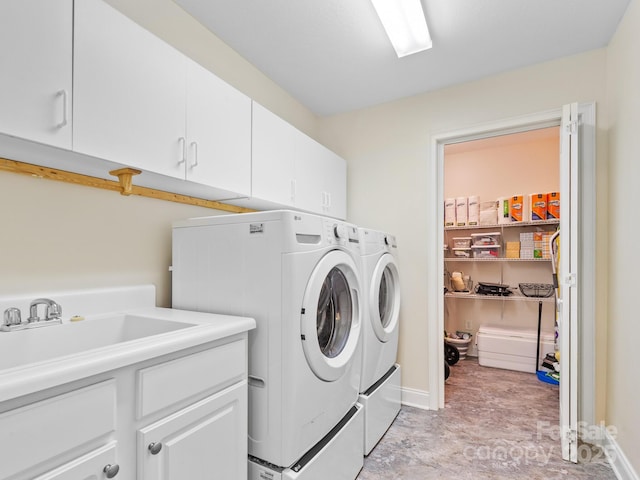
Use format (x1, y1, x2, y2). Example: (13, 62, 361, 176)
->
(178, 137, 186, 165)
(148, 442, 163, 455)
(56, 90, 68, 128)
(103, 463, 120, 478)
(190, 141, 199, 167)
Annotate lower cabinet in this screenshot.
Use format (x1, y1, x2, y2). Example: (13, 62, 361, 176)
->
(0, 380, 117, 480)
(34, 443, 118, 480)
(137, 382, 247, 480)
(0, 336, 249, 480)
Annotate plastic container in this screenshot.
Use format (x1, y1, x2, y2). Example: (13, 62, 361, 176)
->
(477, 326, 554, 373)
(452, 248, 472, 258)
(451, 237, 472, 249)
(470, 232, 501, 246)
(471, 245, 501, 258)
(446, 336, 472, 360)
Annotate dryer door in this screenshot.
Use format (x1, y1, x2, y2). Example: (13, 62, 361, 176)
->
(301, 250, 361, 382)
(369, 253, 400, 342)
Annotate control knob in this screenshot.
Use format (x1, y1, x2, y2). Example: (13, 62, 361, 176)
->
(333, 224, 347, 240)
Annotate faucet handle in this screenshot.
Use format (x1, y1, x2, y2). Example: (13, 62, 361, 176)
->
(47, 302, 62, 320)
(3, 308, 22, 326)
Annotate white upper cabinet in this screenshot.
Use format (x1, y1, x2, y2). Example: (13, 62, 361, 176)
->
(318, 147, 347, 219)
(295, 134, 347, 219)
(251, 102, 297, 207)
(1, 0, 343, 212)
(294, 134, 327, 213)
(185, 61, 252, 197)
(73, 0, 187, 180)
(73, 0, 251, 198)
(0, 0, 72, 149)
(250, 102, 347, 218)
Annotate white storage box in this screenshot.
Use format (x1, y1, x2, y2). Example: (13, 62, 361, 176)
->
(471, 232, 501, 246)
(452, 248, 472, 258)
(477, 326, 554, 373)
(471, 245, 501, 258)
(451, 237, 472, 249)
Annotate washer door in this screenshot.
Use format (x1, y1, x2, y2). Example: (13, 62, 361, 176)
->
(369, 253, 400, 342)
(301, 250, 361, 382)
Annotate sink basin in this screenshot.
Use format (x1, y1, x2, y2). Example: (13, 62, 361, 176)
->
(0, 314, 196, 370)
(0, 286, 255, 405)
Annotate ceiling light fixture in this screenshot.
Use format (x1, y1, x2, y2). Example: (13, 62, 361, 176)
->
(371, 0, 432, 58)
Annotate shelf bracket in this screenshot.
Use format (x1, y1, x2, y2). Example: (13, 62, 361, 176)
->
(109, 168, 142, 196)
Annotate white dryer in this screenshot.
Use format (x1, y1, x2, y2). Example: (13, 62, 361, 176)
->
(357, 227, 402, 455)
(172, 210, 364, 480)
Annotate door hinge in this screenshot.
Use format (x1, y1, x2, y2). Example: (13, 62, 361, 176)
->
(565, 120, 578, 135)
(565, 273, 577, 288)
(566, 429, 578, 444)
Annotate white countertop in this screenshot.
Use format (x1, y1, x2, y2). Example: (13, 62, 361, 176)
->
(0, 306, 255, 404)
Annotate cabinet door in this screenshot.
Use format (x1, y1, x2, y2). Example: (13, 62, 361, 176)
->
(251, 102, 296, 206)
(294, 135, 347, 219)
(138, 382, 247, 480)
(321, 148, 347, 219)
(0, 0, 72, 149)
(185, 61, 251, 197)
(294, 134, 326, 214)
(34, 443, 118, 480)
(73, 0, 187, 179)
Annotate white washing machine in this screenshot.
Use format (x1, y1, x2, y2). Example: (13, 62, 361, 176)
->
(357, 227, 402, 455)
(172, 210, 364, 480)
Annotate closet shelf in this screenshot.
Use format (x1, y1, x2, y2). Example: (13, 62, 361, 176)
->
(445, 219, 559, 231)
(445, 292, 555, 303)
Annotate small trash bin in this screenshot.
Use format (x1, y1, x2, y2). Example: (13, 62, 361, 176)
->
(445, 336, 472, 360)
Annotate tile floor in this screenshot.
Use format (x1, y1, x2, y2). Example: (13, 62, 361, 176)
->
(357, 358, 617, 480)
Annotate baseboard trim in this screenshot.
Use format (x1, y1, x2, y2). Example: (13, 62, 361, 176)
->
(598, 425, 639, 480)
(400, 387, 431, 410)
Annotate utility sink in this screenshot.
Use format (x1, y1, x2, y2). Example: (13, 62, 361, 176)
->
(0, 285, 256, 404)
(0, 314, 196, 370)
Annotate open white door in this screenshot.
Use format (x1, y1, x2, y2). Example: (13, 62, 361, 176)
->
(431, 104, 596, 443)
(559, 103, 579, 462)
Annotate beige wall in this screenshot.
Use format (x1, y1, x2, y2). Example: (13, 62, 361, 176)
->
(444, 128, 560, 200)
(0, 172, 217, 307)
(317, 50, 609, 417)
(606, 0, 640, 473)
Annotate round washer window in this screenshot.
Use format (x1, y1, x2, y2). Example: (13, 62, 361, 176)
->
(368, 253, 400, 343)
(317, 267, 353, 358)
(378, 266, 395, 329)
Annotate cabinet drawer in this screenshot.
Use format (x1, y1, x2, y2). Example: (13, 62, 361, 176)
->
(34, 442, 117, 480)
(137, 339, 246, 419)
(0, 380, 116, 479)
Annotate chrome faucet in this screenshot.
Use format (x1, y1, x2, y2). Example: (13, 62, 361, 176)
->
(1, 298, 63, 332)
(28, 298, 62, 322)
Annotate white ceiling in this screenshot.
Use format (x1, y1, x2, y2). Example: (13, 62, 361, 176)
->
(173, 0, 630, 117)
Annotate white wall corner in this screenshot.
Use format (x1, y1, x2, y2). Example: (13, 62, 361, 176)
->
(401, 387, 431, 410)
(596, 424, 640, 480)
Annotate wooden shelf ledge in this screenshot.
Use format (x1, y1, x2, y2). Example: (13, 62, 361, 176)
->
(0, 157, 255, 214)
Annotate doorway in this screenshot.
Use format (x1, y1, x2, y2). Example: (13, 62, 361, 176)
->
(427, 104, 597, 463)
(442, 126, 560, 375)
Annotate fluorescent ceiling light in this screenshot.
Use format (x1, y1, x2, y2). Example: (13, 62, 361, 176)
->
(371, 0, 432, 58)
